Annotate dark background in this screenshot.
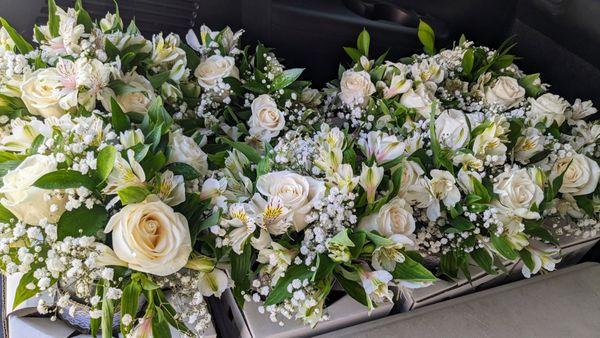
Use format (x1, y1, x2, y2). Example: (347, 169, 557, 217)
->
(0, 0, 599, 336)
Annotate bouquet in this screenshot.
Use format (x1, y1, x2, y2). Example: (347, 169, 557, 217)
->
(0, 1, 230, 337)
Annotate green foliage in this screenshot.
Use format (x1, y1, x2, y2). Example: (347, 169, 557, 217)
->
(57, 205, 108, 240)
(264, 264, 314, 306)
(417, 20, 435, 55)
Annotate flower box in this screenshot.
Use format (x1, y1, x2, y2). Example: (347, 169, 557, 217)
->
(2, 275, 217, 338)
(214, 289, 393, 338)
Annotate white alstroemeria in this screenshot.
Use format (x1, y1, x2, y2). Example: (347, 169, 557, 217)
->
(252, 194, 292, 235)
(400, 84, 435, 118)
(257, 242, 297, 285)
(256, 171, 325, 231)
(382, 74, 412, 99)
(410, 59, 444, 84)
(99, 12, 122, 32)
(406, 170, 460, 221)
(222, 203, 257, 254)
(76, 58, 112, 110)
(521, 242, 560, 278)
(200, 177, 228, 208)
(404, 133, 424, 155)
(567, 98, 597, 121)
(435, 109, 470, 150)
(359, 163, 384, 204)
(0, 119, 50, 152)
(151, 33, 187, 78)
(155, 170, 185, 206)
(314, 144, 343, 175)
(550, 153, 600, 196)
(0, 27, 15, 54)
(330, 164, 359, 193)
(457, 169, 482, 194)
(528, 93, 569, 127)
(198, 268, 229, 297)
(129, 316, 153, 338)
(396, 159, 425, 197)
(184, 254, 215, 272)
(103, 149, 146, 195)
(316, 124, 345, 150)
(452, 152, 483, 170)
(472, 121, 507, 165)
(513, 127, 545, 164)
(358, 131, 405, 164)
(493, 168, 544, 219)
(119, 129, 145, 148)
(359, 197, 415, 237)
(372, 234, 413, 271)
(360, 269, 394, 310)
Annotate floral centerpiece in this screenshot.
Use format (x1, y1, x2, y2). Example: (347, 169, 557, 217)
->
(0, 1, 229, 337)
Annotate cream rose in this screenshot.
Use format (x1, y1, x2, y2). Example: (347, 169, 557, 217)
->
(493, 168, 544, 219)
(359, 197, 415, 237)
(20, 68, 75, 118)
(256, 171, 325, 231)
(110, 73, 156, 114)
(528, 93, 569, 127)
(194, 54, 239, 89)
(248, 94, 285, 141)
(0, 155, 66, 225)
(550, 153, 600, 196)
(339, 70, 375, 106)
(484, 76, 525, 109)
(104, 198, 192, 276)
(435, 109, 470, 150)
(168, 129, 208, 176)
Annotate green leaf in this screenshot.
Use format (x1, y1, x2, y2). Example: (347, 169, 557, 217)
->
(147, 97, 173, 130)
(574, 195, 595, 218)
(120, 280, 141, 336)
(312, 254, 336, 282)
(439, 251, 459, 278)
(154, 289, 193, 335)
(57, 205, 108, 240)
(518, 73, 544, 97)
(461, 48, 474, 75)
(0, 204, 15, 223)
(523, 221, 558, 245)
(343, 46, 361, 63)
(221, 138, 261, 163)
(101, 279, 114, 338)
(449, 216, 475, 231)
(418, 20, 436, 55)
(519, 249, 535, 270)
(348, 230, 366, 258)
(13, 269, 41, 308)
(329, 228, 355, 247)
(0, 18, 33, 54)
(148, 71, 170, 89)
(272, 68, 304, 91)
(117, 186, 150, 205)
(334, 270, 368, 307)
(190, 209, 221, 244)
(151, 314, 172, 338)
(109, 79, 143, 96)
(182, 44, 201, 71)
(357, 29, 370, 56)
(364, 230, 394, 247)
(96, 146, 117, 182)
(48, 0, 60, 37)
(110, 98, 131, 133)
(392, 254, 437, 282)
(429, 102, 454, 173)
(230, 242, 253, 307)
(490, 234, 519, 260)
(74, 0, 93, 32)
(471, 248, 495, 274)
(264, 264, 314, 306)
(34, 170, 98, 190)
(165, 162, 199, 180)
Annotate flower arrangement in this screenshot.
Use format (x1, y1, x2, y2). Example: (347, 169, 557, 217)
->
(0, 1, 599, 336)
(0, 1, 230, 337)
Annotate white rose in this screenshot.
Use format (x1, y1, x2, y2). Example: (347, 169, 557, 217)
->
(359, 197, 415, 237)
(550, 153, 600, 196)
(104, 198, 192, 276)
(248, 94, 285, 142)
(256, 171, 325, 231)
(493, 168, 544, 219)
(104, 73, 156, 114)
(484, 76, 525, 109)
(168, 130, 208, 176)
(194, 54, 239, 89)
(339, 70, 375, 106)
(513, 127, 545, 164)
(20, 68, 74, 118)
(435, 109, 470, 150)
(0, 155, 66, 225)
(528, 93, 569, 127)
